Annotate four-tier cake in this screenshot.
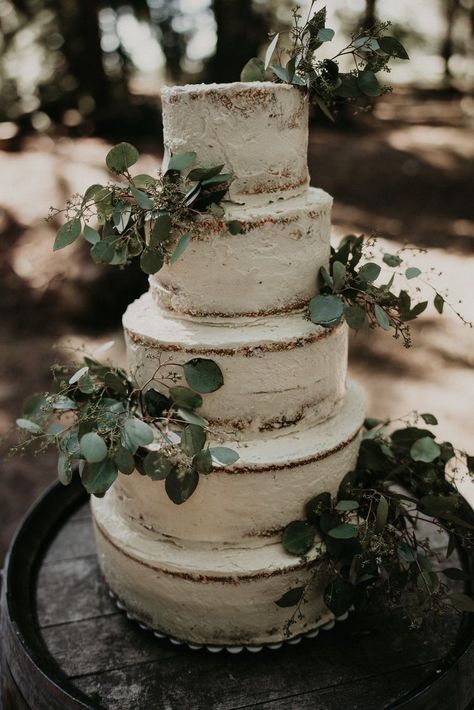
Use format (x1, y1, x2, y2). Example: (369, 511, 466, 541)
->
(91, 82, 366, 646)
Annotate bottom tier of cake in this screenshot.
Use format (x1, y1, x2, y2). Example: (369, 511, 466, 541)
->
(92, 492, 333, 646)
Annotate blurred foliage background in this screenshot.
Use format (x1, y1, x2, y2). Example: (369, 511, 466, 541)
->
(1, 0, 473, 558)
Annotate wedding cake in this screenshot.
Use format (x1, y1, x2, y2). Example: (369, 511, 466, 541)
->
(91, 82, 366, 648)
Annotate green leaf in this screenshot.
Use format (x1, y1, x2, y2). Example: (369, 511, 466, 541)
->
(57, 453, 73, 486)
(309, 294, 344, 327)
(140, 248, 164, 275)
(83, 225, 101, 245)
(132, 174, 156, 188)
(275, 586, 305, 608)
(23, 394, 50, 417)
(104, 371, 129, 396)
(324, 577, 354, 616)
(144, 451, 173, 480)
(226, 220, 243, 235)
(378, 36, 409, 60)
(130, 186, 154, 209)
(450, 593, 474, 612)
(335, 500, 359, 512)
(176, 409, 208, 427)
(282, 520, 316, 556)
(421, 413, 438, 425)
(364, 417, 384, 430)
(405, 301, 428, 321)
(81, 457, 118, 495)
(434, 293, 445, 314)
(398, 542, 416, 563)
(317, 28, 334, 42)
(165, 466, 199, 504)
(332, 261, 346, 290)
(105, 142, 139, 172)
(443, 568, 472, 581)
(383, 253, 402, 267)
(53, 219, 81, 251)
(358, 262, 381, 283)
(344, 304, 367, 330)
(406, 267, 421, 280)
(240, 57, 266, 82)
(209, 447, 240, 465)
(201, 173, 232, 187)
(375, 495, 389, 531)
(16, 418, 42, 434)
(374, 304, 391, 330)
(209, 203, 225, 218)
(82, 184, 104, 205)
(419, 494, 460, 518)
(328, 523, 358, 539)
(167, 151, 196, 173)
(264, 32, 280, 69)
(122, 418, 154, 453)
(150, 213, 172, 246)
(51, 396, 77, 411)
(271, 64, 289, 82)
(410, 436, 441, 463)
(69, 366, 89, 385)
(193, 448, 213, 474)
(183, 358, 224, 394)
(305, 492, 332, 522)
(357, 70, 381, 97)
(315, 97, 334, 122)
(80, 432, 108, 463)
(181, 425, 206, 457)
(188, 164, 224, 182)
(169, 386, 203, 410)
(170, 233, 191, 264)
(113, 446, 135, 475)
(144, 389, 171, 418)
(336, 74, 362, 98)
(91, 240, 115, 264)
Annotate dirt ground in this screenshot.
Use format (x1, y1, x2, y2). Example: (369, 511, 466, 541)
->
(1, 88, 473, 561)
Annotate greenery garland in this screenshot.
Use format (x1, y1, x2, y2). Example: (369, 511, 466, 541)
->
(276, 415, 474, 631)
(240, 4, 409, 119)
(50, 142, 242, 274)
(13, 348, 238, 504)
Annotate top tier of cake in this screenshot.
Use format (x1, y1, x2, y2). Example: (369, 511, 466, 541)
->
(162, 82, 309, 206)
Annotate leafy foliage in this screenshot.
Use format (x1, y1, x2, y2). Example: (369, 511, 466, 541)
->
(241, 4, 409, 118)
(49, 144, 237, 275)
(276, 414, 474, 627)
(12, 350, 238, 505)
(308, 235, 465, 347)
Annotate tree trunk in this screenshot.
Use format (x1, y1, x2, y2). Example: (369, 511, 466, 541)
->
(362, 0, 377, 30)
(207, 0, 268, 83)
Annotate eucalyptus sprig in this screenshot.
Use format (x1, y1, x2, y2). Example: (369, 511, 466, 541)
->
(241, 4, 409, 119)
(49, 142, 242, 275)
(277, 415, 474, 630)
(307, 234, 467, 347)
(13, 348, 238, 504)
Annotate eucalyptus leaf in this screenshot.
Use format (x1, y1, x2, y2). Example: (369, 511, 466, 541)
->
(170, 233, 191, 264)
(16, 418, 42, 434)
(434, 293, 444, 314)
(328, 523, 358, 539)
(358, 262, 381, 283)
(421, 413, 438, 425)
(165, 466, 199, 504)
(344, 304, 367, 330)
(209, 446, 240, 465)
(69, 366, 89, 385)
(144, 451, 173, 480)
(357, 70, 381, 97)
(53, 219, 81, 251)
(57, 453, 73, 485)
(406, 267, 421, 280)
(83, 225, 101, 245)
(183, 358, 224, 394)
(410, 436, 441, 463)
(317, 28, 335, 42)
(140, 248, 164, 275)
(383, 253, 402, 267)
(374, 304, 391, 330)
(81, 457, 118, 495)
(271, 64, 289, 82)
(324, 577, 354, 616)
(181, 425, 206, 457)
(188, 164, 224, 182)
(227, 220, 243, 235)
(309, 294, 344, 327)
(130, 186, 154, 210)
(332, 261, 346, 290)
(113, 446, 135, 475)
(240, 57, 266, 82)
(335, 500, 359, 512)
(144, 389, 171, 418)
(193, 448, 213, 474)
(275, 586, 305, 608)
(375, 495, 389, 531)
(122, 418, 155, 453)
(166, 151, 196, 173)
(169, 386, 203, 410)
(176, 408, 208, 427)
(105, 142, 139, 172)
(91, 240, 115, 264)
(80, 432, 108, 463)
(378, 36, 409, 60)
(282, 520, 316, 556)
(264, 32, 280, 69)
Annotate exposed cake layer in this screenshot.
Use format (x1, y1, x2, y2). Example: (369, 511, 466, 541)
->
(111, 381, 365, 543)
(123, 292, 348, 435)
(92, 493, 332, 645)
(162, 82, 309, 205)
(151, 187, 332, 317)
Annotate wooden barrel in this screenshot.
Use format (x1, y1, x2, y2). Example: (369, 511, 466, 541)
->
(1, 476, 474, 710)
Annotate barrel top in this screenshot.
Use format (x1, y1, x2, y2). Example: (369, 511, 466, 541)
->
(1, 477, 474, 710)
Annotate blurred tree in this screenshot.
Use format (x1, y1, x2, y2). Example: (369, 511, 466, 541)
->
(441, 0, 460, 79)
(206, 0, 268, 82)
(362, 0, 377, 29)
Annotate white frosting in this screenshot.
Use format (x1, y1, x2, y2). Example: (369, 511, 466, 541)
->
(110, 381, 365, 543)
(162, 82, 309, 205)
(151, 187, 332, 316)
(92, 493, 333, 645)
(123, 292, 348, 435)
